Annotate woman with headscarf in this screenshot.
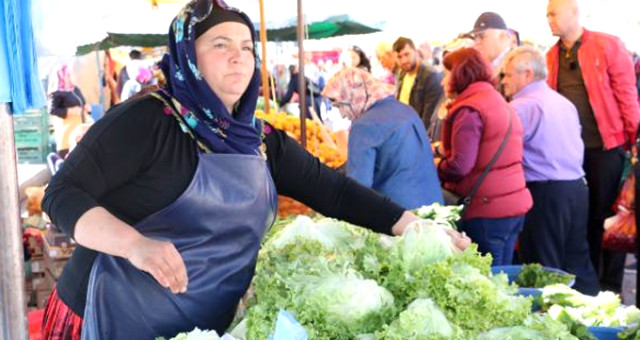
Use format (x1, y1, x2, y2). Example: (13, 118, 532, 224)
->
(41, 1, 470, 339)
(120, 66, 154, 101)
(435, 47, 532, 265)
(49, 64, 90, 158)
(322, 67, 443, 209)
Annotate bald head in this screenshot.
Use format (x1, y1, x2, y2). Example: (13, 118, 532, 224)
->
(547, 0, 580, 39)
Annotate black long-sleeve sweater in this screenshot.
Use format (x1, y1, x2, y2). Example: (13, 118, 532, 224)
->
(42, 94, 405, 317)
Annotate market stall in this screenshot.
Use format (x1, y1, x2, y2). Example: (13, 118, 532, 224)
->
(154, 206, 640, 340)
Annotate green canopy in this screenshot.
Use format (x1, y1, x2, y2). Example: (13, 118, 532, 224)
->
(75, 16, 380, 55)
(267, 17, 380, 41)
(76, 33, 167, 55)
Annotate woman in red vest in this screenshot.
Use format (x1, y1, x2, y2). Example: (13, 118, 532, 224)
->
(435, 47, 532, 265)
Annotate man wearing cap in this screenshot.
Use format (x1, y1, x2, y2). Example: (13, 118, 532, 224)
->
(546, 0, 640, 292)
(393, 36, 444, 132)
(466, 12, 513, 71)
(502, 46, 599, 295)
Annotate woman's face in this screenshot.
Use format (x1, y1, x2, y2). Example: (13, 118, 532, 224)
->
(350, 50, 361, 68)
(195, 21, 255, 112)
(442, 69, 455, 99)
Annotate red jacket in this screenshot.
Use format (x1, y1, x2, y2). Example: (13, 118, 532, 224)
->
(442, 82, 532, 220)
(547, 28, 640, 150)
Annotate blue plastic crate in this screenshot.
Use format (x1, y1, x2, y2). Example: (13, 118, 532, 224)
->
(491, 265, 575, 298)
(588, 326, 622, 340)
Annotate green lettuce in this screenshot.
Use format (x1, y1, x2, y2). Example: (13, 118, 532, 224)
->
(392, 220, 457, 272)
(292, 272, 396, 339)
(476, 314, 579, 340)
(376, 298, 463, 340)
(155, 327, 221, 340)
(542, 284, 640, 327)
(413, 203, 463, 229)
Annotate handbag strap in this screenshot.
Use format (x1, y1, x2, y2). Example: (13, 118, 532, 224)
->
(461, 109, 513, 205)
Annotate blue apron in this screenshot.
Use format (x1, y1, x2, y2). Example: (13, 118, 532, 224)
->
(81, 152, 277, 340)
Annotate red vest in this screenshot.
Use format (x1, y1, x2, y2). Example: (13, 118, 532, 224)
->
(442, 82, 532, 219)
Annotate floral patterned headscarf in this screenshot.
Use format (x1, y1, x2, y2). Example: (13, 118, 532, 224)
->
(321, 67, 395, 121)
(56, 64, 74, 92)
(160, 0, 261, 155)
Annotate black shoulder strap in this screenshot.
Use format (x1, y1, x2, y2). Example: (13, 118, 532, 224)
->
(462, 109, 513, 205)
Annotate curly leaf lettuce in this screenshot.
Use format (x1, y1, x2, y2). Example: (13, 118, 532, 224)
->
(475, 314, 580, 340)
(293, 272, 396, 339)
(376, 298, 463, 340)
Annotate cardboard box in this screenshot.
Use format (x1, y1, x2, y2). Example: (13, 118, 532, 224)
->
(31, 257, 45, 274)
(36, 289, 52, 309)
(44, 254, 68, 279)
(42, 231, 75, 260)
(44, 268, 58, 287)
(31, 273, 48, 291)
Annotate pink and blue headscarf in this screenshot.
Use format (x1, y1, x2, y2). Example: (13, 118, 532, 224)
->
(160, 0, 261, 155)
(57, 64, 74, 92)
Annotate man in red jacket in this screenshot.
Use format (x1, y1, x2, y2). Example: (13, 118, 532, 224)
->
(546, 0, 640, 292)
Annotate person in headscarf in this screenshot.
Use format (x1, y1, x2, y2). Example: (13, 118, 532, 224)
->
(48, 64, 90, 158)
(40, 1, 470, 339)
(322, 67, 444, 209)
(120, 66, 154, 101)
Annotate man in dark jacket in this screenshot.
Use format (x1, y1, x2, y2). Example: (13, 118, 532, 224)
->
(393, 37, 443, 132)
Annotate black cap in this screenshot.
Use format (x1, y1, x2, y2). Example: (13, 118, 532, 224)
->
(464, 12, 508, 38)
(195, 4, 250, 39)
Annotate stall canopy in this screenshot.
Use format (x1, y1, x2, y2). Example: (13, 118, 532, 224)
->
(75, 15, 380, 55)
(266, 15, 380, 41)
(76, 33, 167, 55)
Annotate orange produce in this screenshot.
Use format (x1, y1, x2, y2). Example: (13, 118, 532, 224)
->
(256, 110, 347, 217)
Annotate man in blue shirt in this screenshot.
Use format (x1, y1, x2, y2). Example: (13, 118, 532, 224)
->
(502, 46, 599, 294)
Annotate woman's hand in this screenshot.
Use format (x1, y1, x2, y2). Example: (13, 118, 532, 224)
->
(126, 235, 188, 294)
(391, 211, 420, 235)
(391, 211, 472, 252)
(74, 207, 189, 295)
(443, 229, 472, 252)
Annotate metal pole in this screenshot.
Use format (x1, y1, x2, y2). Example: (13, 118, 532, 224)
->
(258, 0, 270, 113)
(0, 103, 28, 340)
(296, 0, 307, 148)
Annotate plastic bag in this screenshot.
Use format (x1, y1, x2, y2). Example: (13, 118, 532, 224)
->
(268, 310, 308, 340)
(602, 170, 636, 253)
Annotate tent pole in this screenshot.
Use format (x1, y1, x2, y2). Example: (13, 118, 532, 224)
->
(0, 103, 28, 340)
(297, 0, 306, 148)
(258, 0, 270, 112)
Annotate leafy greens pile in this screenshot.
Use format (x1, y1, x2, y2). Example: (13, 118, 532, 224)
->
(155, 328, 235, 340)
(540, 284, 640, 339)
(515, 263, 576, 288)
(244, 207, 540, 340)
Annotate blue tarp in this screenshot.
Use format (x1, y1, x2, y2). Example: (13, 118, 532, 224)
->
(0, 0, 45, 113)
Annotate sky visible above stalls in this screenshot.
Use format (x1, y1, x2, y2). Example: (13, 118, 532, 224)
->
(34, 0, 640, 57)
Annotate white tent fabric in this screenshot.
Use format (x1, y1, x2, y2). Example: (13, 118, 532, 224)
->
(34, 0, 640, 57)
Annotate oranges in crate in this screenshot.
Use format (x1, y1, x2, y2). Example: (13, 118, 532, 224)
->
(257, 110, 347, 217)
(256, 110, 346, 169)
(277, 196, 313, 218)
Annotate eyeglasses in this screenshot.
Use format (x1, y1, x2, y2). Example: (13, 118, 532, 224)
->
(330, 99, 351, 107)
